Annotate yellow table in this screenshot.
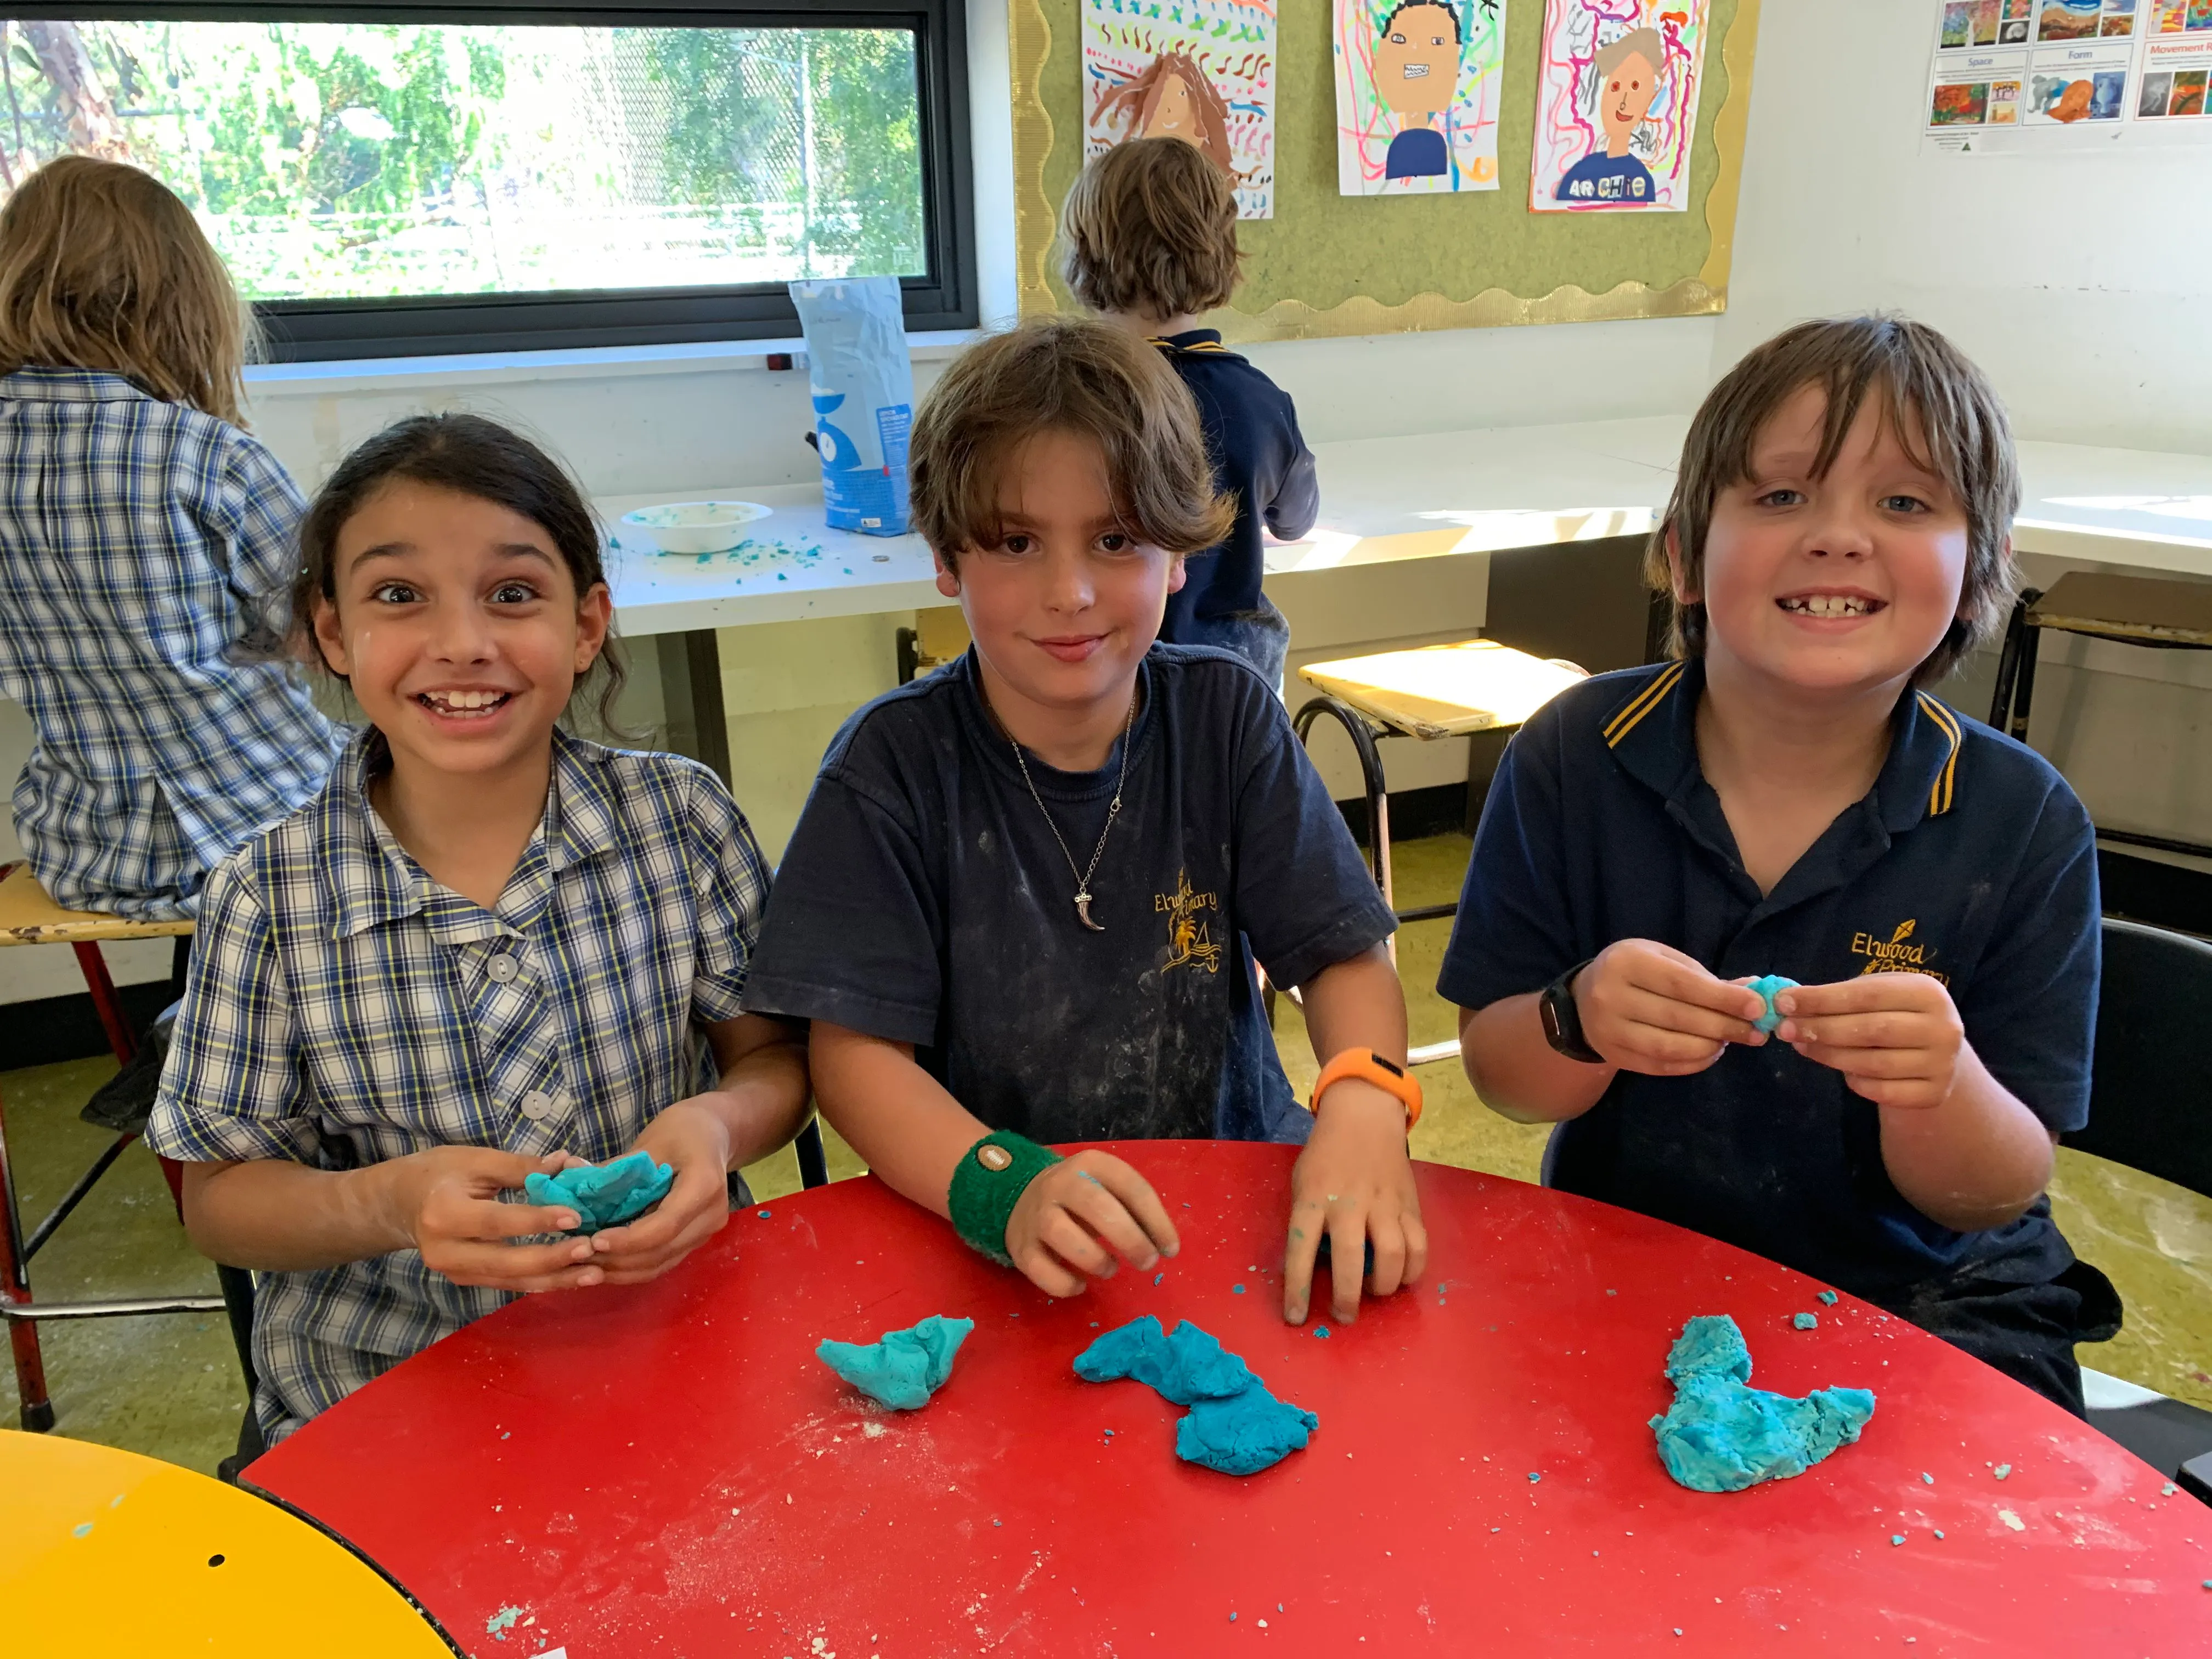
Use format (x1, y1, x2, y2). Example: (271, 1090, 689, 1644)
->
(0, 1431, 457, 1656)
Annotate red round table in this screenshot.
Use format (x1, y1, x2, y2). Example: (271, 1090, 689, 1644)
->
(246, 1143, 2210, 1655)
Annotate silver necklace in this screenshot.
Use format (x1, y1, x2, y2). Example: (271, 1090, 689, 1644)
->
(1006, 689, 1137, 932)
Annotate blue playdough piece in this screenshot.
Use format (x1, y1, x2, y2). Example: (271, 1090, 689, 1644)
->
(1793, 1312, 1819, 1330)
(1746, 975, 1799, 1035)
(523, 1150, 674, 1234)
(1175, 1383, 1319, 1476)
(816, 1314, 974, 1410)
(1649, 1315, 1875, 1493)
(1074, 1317, 1257, 1404)
(1816, 1290, 1839, 1305)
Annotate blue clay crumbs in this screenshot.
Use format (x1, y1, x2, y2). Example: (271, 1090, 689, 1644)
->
(1153, 1272, 1164, 1286)
(1793, 1313, 1818, 1330)
(1232, 1284, 1246, 1294)
(1994, 1464, 2011, 1480)
(1933, 1530, 1945, 1539)
(1921, 1471, 1934, 1484)
(1313, 1326, 1330, 1339)
(1816, 1291, 1838, 1305)
(486, 1607, 524, 1634)
(1891, 1534, 1905, 1546)
(71, 1522, 91, 1538)
(1229, 1612, 1237, 1622)
(1528, 1471, 1542, 1483)
(757, 1209, 772, 1218)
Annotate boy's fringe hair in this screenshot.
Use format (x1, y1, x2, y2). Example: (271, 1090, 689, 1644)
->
(0, 157, 257, 427)
(1650, 313, 2020, 687)
(1060, 137, 1242, 320)
(281, 413, 632, 738)
(909, 317, 1234, 563)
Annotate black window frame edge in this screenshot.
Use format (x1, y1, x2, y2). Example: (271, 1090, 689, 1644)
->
(13, 0, 977, 360)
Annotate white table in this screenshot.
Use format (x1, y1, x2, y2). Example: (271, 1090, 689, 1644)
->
(599, 421, 2212, 780)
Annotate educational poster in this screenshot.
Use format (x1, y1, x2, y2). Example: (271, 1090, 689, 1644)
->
(1332, 0, 1509, 195)
(1082, 0, 1278, 218)
(1921, 0, 2212, 147)
(1527, 0, 1709, 212)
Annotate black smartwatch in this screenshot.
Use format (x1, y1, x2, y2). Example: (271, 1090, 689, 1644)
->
(1538, 958, 1606, 1064)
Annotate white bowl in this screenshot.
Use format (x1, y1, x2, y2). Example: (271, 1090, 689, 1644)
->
(620, 500, 772, 555)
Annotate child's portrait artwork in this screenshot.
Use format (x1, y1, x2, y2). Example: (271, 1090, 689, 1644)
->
(1332, 0, 1509, 196)
(1083, 0, 1278, 218)
(1530, 0, 1708, 214)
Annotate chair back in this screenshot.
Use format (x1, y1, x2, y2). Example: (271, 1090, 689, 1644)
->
(2065, 917, 2212, 1201)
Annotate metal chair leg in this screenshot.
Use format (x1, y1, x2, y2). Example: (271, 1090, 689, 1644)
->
(2008, 619, 2045, 747)
(795, 1117, 830, 1190)
(70, 940, 137, 1066)
(0, 1079, 54, 1431)
(1988, 593, 2034, 730)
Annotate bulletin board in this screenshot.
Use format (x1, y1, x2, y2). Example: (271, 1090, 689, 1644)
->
(1011, 0, 1762, 340)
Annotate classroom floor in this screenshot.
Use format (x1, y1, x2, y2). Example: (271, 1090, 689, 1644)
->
(5, 833, 2209, 1475)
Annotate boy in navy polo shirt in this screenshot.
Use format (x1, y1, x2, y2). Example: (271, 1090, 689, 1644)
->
(1060, 137, 1318, 689)
(1440, 316, 2118, 1412)
(744, 318, 1424, 1327)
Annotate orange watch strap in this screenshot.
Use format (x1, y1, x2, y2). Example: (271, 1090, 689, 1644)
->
(1308, 1048, 1423, 1130)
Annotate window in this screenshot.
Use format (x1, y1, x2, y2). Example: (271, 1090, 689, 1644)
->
(3, 2, 974, 358)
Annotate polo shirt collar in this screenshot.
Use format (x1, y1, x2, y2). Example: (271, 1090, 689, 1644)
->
(326, 726, 623, 940)
(1150, 328, 1239, 359)
(0, 366, 153, 404)
(1601, 659, 1966, 912)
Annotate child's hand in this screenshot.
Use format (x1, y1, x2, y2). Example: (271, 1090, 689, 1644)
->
(1575, 940, 1768, 1074)
(388, 1147, 606, 1294)
(1775, 974, 1967, 1109)
(1283, 1082, 1426, 1325)
(1003, 1151, 1179, 1297)
(579, 1098, 737, 1285)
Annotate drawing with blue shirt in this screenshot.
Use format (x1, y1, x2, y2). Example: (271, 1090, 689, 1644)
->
(1554, 28, 1664, 206)
(1372, 0, 1463, 180)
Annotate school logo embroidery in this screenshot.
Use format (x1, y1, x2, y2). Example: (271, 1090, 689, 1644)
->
(1849, 918, 1950, 985)
(1155, 869, 1222, 975)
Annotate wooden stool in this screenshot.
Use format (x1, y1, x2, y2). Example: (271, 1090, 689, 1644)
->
(1988, 572, 2212, 861)
(0, 866, 219, 1431)
(894, 606, 972, 683)
(1294, 641, 1588, 1063)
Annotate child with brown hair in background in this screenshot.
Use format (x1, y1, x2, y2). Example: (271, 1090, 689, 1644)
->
(1061, 137, 1317, 690)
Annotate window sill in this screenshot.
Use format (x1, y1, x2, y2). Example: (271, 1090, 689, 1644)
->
(244, 329, 982, 398)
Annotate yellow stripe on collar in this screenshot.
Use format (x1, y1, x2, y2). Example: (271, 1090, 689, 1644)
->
(1915, 692, 1963, 816)
(1147, 337, 1232, 353)
(1604, 661, 1688, 747)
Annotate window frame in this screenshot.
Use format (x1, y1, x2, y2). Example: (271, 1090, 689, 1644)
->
(14, 0, 977, 359)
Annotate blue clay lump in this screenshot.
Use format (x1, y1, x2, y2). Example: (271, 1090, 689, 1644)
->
(1075, 1317, 1317, 1475)
(817, 1314, 974, 1410)
(523, 1150, 674, 1234)
(1746, 975, 1799, 1035)
(1650, 1315, 1875, 1493)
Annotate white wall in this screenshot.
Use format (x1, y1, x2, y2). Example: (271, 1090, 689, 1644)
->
(1721, 0, 2212, 454)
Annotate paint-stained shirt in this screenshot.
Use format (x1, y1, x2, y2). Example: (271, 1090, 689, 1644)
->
(0, 368, 345, 918)
(1437, 658, 2098, 1297)
(1151, 332, 1318, 637)
(742, 645, 1395, 1144)
(145, 728, 771, 1443)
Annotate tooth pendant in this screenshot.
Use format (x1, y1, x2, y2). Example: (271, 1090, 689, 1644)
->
(1074, 892, 1104, 933)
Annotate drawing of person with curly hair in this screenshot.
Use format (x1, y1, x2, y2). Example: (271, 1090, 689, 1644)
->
(1094, 50, 1236, 176)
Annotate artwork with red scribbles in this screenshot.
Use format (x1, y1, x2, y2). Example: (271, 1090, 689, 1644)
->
(1083, 0, 1277, 219)
(1331, 0, 1509, 196)
(1529, 0, 1710, 213)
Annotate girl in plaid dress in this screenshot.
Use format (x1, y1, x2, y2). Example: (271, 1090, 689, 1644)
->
(0, 157, 344, 921)
(147, 415, 811, 1447)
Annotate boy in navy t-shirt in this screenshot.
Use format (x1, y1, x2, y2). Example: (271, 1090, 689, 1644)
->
(744, 319, 1423, 1327)
(1439, 316, 2118, 1413)
(1060, 138, 1317, 689)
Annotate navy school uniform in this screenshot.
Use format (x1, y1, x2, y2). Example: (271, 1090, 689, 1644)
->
(742, 645, 1395, 1144)
(1437, 658, 2119, 1413)
(1149, 331, 1319, 689)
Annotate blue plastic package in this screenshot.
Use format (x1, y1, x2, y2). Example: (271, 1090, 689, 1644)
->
(788, 276, 915, 536)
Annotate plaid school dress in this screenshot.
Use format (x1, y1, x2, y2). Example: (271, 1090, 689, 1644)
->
(145, 727, 772, 1443)
(0, 367, 345, 918)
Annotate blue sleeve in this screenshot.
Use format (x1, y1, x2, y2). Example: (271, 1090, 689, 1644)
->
(1957, 785, 2099, 1133)
(739, 770, 944, 1047)
(213, 431, 308, 600)
(680, 764, 774, 1025)
(1231, 686, 1396, 989)
(144, 854, 322, 1165)
(1435, 717, 1582, 1012)
(1264, 398, 1319, 544)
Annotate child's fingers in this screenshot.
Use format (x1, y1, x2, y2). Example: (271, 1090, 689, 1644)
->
(1061, 1174, 1165, 1271)
(1366, 1213, 1409, 1300)
(427, 1237, 602, 1292)
(1788, 1039, 1934, 1080)
(1280, 1198, 1328, 1324)
(1606, 1019, 1729, 1070)
(589, 1164, 721, 1258)
(1778, 975, 1944, 1018)
(1611, 986, 1762, 1046)
(1013, 1239, 1088, 1299)
(1626, 956, 1767, 1021)
(1325, 1207, 1368, 1324)
(1075, 1157, 1181, 1260)
(1037, 1208, 1120, 1281)
(1400, 1207, 1430, 1288)
(1779, 1010, 1928, 1050)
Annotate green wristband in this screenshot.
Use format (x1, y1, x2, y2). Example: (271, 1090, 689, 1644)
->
(947, 1130, 1063, 1267)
